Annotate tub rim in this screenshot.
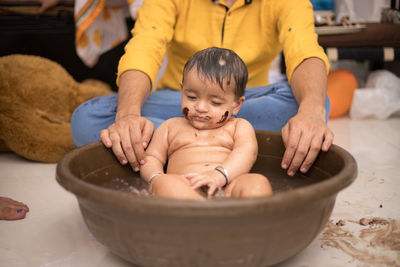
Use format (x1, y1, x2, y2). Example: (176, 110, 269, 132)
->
(56, 131, 358, 216)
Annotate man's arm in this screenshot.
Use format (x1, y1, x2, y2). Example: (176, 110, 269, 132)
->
(100, 70, 154, 171)
(100, 0, 177, 171)
(281, 57, 334, 176)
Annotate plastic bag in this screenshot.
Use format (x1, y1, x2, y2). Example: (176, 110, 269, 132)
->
(335, 0, 390, 22)
(349, 70, 400, 120)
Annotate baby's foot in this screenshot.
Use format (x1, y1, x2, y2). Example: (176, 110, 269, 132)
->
(0, 197, 29, 220)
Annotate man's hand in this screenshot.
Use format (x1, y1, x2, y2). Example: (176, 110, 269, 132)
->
(100, 114, 154, 171)
(281, 109, 333, 176)
(284, 57, 334, 176)
(102, 70, 152, 171)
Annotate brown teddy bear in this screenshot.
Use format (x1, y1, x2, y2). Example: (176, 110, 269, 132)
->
(0, 54, 113, 163)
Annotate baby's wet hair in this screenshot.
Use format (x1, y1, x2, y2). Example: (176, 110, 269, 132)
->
(183, 47, 248, 98)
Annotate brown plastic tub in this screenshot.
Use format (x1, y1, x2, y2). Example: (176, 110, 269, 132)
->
(56, 130, 357, 267)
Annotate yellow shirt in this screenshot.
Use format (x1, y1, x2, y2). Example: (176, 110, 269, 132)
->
(117, 0, 329, 91)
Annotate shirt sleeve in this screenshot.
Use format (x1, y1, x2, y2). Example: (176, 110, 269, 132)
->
(275, 0, 329, 83)
(116, 0, 179, 87)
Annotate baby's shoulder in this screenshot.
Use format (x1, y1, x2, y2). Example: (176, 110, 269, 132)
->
(228, 118, 255, 136)
(163, 117, 186, 126)
(230, 117, 253, 128)
(161, 117, 188, 131)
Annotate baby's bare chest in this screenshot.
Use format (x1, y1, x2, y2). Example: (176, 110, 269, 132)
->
(167, 126, 235, 157)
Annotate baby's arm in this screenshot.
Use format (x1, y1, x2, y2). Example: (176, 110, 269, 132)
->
(220, 118, 258, 180)
(140, 120, 169, 184)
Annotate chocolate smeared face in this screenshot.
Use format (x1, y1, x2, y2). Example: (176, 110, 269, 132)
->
(217, 111, 229, 124)
(181, 69, 242, 130)
(182, 107, 189, 119)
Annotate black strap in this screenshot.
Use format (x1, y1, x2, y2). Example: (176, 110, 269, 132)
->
(211, 0, 252, 4)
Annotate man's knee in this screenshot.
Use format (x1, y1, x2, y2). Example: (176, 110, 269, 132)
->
(71, 102, 94, 146)
(325, 96, 331, 122)
(71, 95, 117, 146)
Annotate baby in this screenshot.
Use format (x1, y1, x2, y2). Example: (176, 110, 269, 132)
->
(140, 47, 272, 200)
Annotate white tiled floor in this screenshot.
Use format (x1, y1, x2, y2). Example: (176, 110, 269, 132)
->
(0, 116, 399, 267)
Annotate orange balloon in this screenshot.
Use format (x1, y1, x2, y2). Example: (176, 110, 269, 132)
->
(327, 69, 358, 119)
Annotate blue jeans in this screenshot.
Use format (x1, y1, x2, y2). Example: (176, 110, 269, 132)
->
(71, 82, 331, 146)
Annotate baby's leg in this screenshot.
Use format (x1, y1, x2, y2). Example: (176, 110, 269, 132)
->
(0, 197, 29, 220)
(149, 174, 205, 200)
(225, 174, 272, 198)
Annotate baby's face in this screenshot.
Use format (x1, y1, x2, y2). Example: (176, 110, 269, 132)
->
(181, 69, 244, 130)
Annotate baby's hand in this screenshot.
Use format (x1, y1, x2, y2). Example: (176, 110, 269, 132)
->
(184, 170, 227, 197)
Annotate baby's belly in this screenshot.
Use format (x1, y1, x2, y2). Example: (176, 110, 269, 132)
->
(167, 146, 230, 174)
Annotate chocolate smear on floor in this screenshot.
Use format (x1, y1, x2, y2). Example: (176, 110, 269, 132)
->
(321, 217, 400, 265)
(336, 219, 346, 226)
